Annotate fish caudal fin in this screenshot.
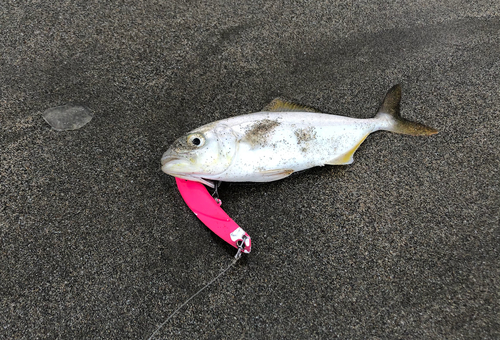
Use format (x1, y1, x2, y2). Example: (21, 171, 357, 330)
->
(375, 84, 438, 136)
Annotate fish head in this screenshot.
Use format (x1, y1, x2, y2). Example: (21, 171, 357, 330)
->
(161, 123, 237, 186)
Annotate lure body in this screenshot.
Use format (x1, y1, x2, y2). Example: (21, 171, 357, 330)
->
(175, 178, 251, 254)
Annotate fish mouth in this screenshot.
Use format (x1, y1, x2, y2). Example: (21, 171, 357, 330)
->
(161, 155, 181, 167)
(160, 153, 193, 176)
(160, 153, 215, 187)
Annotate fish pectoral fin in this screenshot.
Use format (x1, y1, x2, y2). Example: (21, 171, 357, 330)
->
(257, 169, 295, 181)
(325, 134, 369, 165)
(262, 98, 321, 113)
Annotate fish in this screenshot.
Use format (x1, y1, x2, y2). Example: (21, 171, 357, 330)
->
(161, 85, 437, 187)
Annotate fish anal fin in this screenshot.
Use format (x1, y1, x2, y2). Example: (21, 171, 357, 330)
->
(326, 134, 369, 165)
(263, 98, 321, 113)
(257, 169, 295, 181)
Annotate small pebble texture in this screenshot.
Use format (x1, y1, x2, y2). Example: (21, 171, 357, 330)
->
(1, 1, 499, 339)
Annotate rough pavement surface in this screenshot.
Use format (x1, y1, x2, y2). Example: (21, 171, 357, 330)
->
(1, 1, 499, 339)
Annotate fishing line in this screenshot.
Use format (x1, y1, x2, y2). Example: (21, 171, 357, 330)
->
(147, 256, 240, 340)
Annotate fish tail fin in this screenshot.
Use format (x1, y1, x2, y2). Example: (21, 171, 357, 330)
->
(375, 84, 438, 136)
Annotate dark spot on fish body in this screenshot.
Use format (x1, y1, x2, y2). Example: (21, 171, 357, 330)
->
(294, 127, 317, 143)
(243, 119, 280, 147)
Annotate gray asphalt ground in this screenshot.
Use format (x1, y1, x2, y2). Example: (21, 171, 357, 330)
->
(1, 1, 499, 339)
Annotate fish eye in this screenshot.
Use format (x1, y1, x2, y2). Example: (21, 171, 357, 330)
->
(187, 133, 205, 147)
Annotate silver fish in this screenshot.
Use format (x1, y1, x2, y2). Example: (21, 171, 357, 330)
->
(161, 85, 437, 187)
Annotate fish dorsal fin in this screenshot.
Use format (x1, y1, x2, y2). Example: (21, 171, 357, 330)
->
(262, 98, 321, 113)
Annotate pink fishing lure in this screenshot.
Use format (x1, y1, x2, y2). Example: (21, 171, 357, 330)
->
(175, 178, 251, 255)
